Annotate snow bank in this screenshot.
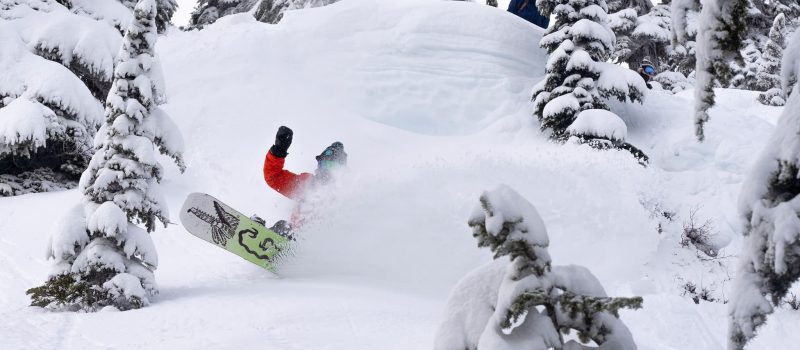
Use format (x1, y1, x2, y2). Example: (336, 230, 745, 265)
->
(268, 0, 547, 135)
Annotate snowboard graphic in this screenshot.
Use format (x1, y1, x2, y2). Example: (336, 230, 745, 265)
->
(179, 192, 292, 272)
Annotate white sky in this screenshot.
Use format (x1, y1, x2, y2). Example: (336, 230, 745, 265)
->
(174, 0, 195, 27)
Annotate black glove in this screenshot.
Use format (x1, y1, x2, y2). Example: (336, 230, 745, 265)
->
(270, 126, 293, 158)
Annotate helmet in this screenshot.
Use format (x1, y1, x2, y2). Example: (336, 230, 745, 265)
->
(316, 142, 347, 171)
(640, 58, 656, 76)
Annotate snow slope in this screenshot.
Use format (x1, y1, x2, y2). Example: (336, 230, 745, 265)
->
(1, 0, 797, 349)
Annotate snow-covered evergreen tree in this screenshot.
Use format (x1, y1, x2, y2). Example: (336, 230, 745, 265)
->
(189, 0, 258, 28)
(0, 24, 101, 196)
(731, 42, 762, 90)
(668, 0, 700, 76)
(607, 0, 651, 13)
(533, 0, 646, 140)
(435, 185, 642, 349)
(730, 78, 800, 349)
(693, 0, 748, 141)
(189, 0, 259, 28)
(729, 30, 800, 349)
(670, 0, 699, 47)
(0, 0, 117, 195)
(607, 1, 671, 71)
(155, 0, 178, 33)
(755, 13, 786, 95)
(749, 0, 800, 32)
(608, 7, 638, 64)
(26, 0, 185, 311)
(731, 0, 799, 90)
(1, 0, 174, 196)
(253, 0, 337, 25)
(188, 0, 337, 27)
(253, 0, 289, 24)
(672, 0, 797, 91)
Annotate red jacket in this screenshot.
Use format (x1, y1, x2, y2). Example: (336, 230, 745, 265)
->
(263, 150, 313, 199)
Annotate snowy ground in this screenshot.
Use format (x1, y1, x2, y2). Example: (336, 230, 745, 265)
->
(1, 0, 798, 349)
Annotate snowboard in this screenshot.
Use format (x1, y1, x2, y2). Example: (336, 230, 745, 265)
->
(179, 192, 292, 273)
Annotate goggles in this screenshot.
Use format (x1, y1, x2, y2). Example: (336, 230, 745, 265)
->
(319, 159, 337, 170)
(643, 66, 655, 75)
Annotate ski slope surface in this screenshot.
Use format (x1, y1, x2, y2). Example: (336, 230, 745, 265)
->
(1, 0, 798, 349)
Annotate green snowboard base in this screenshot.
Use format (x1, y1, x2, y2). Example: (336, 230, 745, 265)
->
(179, 192, 292, 273)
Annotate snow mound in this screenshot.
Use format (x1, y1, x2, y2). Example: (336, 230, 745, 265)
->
(567, 109, 628, 141)
(251, 0, 547, 135)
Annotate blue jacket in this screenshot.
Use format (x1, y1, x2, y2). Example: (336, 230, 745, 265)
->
(508, 0, 550, 29)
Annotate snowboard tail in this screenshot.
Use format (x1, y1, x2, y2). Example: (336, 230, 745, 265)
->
(179, 192, 292, 272)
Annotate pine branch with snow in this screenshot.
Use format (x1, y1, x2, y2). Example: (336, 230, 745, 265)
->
(757, 88, 786, 106)
(665, 0, 700, 78)
(566, 109, 649, 165)
(435, 185, 641, 349)
(0, 0, 113, 195)
(502, 288, 643, 330)
(729, 33, 800, 347)
(0, 0, 174, 195)
(27, 0, 184, 311)
(670, 0, 699, 46)
(693, 0, 748, 142)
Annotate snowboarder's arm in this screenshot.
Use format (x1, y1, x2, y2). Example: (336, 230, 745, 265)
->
(263, 151, 312, 199)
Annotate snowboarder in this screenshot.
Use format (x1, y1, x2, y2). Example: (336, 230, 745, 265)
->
(507, 0, 550, 29)
(637, 59, 656, 89)
(254, 126, 347, 235)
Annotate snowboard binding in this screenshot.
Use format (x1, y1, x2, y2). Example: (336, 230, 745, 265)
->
(269, 220, 296, 241)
